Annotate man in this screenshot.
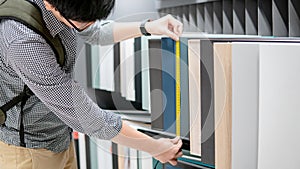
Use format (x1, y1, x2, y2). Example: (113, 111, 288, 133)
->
(0, 0, 183, 168)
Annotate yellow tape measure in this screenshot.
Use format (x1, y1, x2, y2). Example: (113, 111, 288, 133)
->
(176, 41, 181, 136)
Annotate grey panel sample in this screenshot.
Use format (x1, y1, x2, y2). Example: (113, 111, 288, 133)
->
(272, 0, 288, 37)
(245, 0, 258, 35)
(175, 6, 184, 26)
(114, 43, 121, 93)
(189, 4, 198, 32)
(134, 38, 142, 107)
(258, 0, 272, 36)
(196, 3, 205, 32)
(182, 5, 190, 32)
(233, 0, 245, 34)
(112, 143, 118, 169)
(85, 44, 93, 88)
(289, 0, 300, 37)
(169, 7, 176, 18)
(213, 1, 223, 34)
(179, 38, 190, 138)
(149, 39, 164, 131)
(223, 0, 233, 34)
(205, 2, 214, 33)
(231, 43, 259, 169)
(200, 40, 215, 166)
(158, 8, 165, 17)
(160, 8, 170, 17)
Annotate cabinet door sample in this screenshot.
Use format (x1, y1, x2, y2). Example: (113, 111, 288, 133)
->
(231, 42, 259, 169)
(258, 43, 300, 169)
(214, 43, 232, 169)
(188, 39, 201, 156)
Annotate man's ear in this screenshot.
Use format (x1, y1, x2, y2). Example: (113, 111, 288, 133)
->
(43, 0, 55, 11)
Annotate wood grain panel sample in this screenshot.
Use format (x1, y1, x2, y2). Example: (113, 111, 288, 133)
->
(188, 39, 201, 156)
(213, 43, 232, 169)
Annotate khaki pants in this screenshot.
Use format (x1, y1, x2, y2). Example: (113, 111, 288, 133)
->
(0, 141, 78, 169)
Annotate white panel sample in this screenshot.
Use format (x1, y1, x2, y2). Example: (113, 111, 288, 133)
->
(258, 43, 300, 169)
(99, 44, 115, 91)
(96, 139, 113, 169)
(90, 45, 101, 89)
(139, 151, 153, 169)
(78, 133, 87, 169)
(129, 148, 138, 169)
(125, 39, 136, 101)
(231, 42, 259, 169)
(120, 39, 136, 101)
(141, 37, 151, 111)
(120, 40, 127, 98)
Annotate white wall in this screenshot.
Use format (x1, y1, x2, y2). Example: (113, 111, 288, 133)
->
(108, 0, 159, 21)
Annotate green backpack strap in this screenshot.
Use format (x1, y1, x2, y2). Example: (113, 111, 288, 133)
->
(0, 0, 66, 146)
(0, 0, 65, 66)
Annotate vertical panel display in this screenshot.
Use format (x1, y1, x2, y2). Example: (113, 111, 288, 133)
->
(258, 43, 300, 169)
(258, 0, 272, 36)
(223, 0, 233, 34)
(149, 39, 164, 131)
(213, 1, 223, 34)
(188, 39, 201, 156)
(214, 43, 232, 169)
(289, 0, 300, 37)
(197, 3, 205, 32)
(205, 2, 214, 34)
(189, 4, 198, 32)
(272, 0, 288, 36)
(245, 0, 258, 35)
(233, 0, 245, 34)
(200, 40, 215, 166)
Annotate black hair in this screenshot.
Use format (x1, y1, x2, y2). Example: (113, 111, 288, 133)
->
(45, 0, 115, 22)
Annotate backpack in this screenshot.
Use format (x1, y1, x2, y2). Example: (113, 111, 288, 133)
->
(0, 0, 65, 147)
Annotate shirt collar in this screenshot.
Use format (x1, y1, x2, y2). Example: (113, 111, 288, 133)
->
(33, 0, 69, 37)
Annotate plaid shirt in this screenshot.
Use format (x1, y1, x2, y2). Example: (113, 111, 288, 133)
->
(0, 0, 121, 153)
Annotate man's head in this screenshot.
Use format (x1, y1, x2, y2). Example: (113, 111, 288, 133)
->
(45, 0, 115, 22)
(43, 0, 115, 31)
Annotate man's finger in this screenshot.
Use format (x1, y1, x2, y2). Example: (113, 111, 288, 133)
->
(175, 150, 183, 159)
(170, 136, 180, 144)
(168, 159, 178, 166)
(165, 29, 179, 41)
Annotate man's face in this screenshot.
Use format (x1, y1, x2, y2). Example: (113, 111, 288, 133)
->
(43, 0, 94, 32)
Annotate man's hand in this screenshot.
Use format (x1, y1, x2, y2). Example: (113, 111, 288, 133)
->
(145, 14, 183, 41)
(152, 136, 183, 166)
(111, 122, 183, 166)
